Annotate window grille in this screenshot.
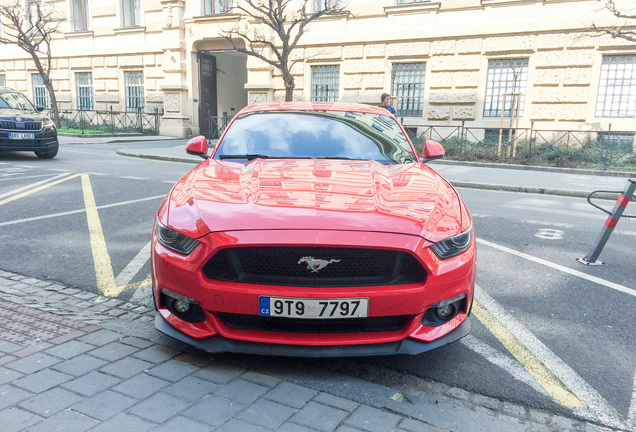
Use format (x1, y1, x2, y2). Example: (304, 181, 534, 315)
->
(0, 75, 5, 87)
(76, 72, 94, 111)
(311, 65, 339, 102)
(204, 0, 232, 14)
(124, 71, 144, 112)
(72, 0, 88, 31)
(32, 74, 48, 108)
(596, 55, 636, 118)
(483, 58, 528, 117)
(313, 0, 341, 11)
(597, 132, 635, 151)
(121, 0, 141, 27)
(392, 63, 425, 118)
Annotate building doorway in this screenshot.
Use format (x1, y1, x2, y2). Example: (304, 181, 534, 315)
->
(198, 53, 217, 138)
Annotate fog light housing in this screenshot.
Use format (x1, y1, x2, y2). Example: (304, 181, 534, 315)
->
(422, 294, 467, 327)
(161, 289, 205, 323)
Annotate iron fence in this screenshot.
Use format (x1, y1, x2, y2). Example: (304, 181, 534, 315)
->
(49, 107, 163, 135)
(208, 115, 232, 139)
(404, 121, 636, 171)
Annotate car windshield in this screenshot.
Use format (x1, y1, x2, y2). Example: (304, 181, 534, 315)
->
(0, 92, 36, 111)
(214, 111, 417, 165)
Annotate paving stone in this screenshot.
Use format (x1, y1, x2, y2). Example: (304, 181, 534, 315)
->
(148, 415, 212, 432)
(44, 340, 95, 359)
(345, 405, 401, 432)
(277, 422, 321, 432)
(264, 381, 318, 408)
(61, 371, 122, 396)
(241, 371, 282, 388)
(398, 418, 450, 432)
(314, 392, 359, 412)
(236, 398, 296, 429)
(147, 358, 199, 382)
(215, 378, 269, 405)
(88, 412, 155, 432)
(18, 387, 83, 417)
(0, 366, 23, 385)
(78, 329, 121, 346)
(133, 345, 180, 364)
(165, 376, 217, 401)
(193, 362, 245, 384)
(100, 356, 153, 379)
(215, 418, 270, 432)
(120, 336, 154, 349)
(89, 341, 139, 361)
(12, 368, 72, 393)
(112, 373, 170, 399)
(73, 389, 138, 421)
(335, 426, 366, 432)
(4, 352, 60, 374)
(0, 384, 32, 409)
(52, 354, 108, 376)
(128, 392, 191, 423)
(0, 407, 42, 432)
(0, 340, 22, 354)
(183, 395, 245, 427)
(26, 409, 99, 432)
(173, 352, 213, 368)
(290, 401, 349, 432)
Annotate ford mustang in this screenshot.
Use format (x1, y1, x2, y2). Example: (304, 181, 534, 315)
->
(152, 102, 475, 356)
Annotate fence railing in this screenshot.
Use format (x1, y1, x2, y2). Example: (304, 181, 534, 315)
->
(49, 107, 163, 135)
(404, 121, 636, 171)
(208, 115, 232, 139)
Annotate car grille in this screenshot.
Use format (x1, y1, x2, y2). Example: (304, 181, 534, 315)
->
(202, 247, 426, 287)
(217, 313, 412, 333)
(0, 120, 42, 130)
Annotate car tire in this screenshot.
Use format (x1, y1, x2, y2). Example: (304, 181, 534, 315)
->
(35, 141, 59, 159)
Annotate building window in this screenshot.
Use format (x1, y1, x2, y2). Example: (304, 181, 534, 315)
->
(124, 71, 144, 112)
(596, 55, 636, 118)
(392, 62, 425, 118)
(0, 75, 6, 87)
(313, 0, 341, 11)
(483, 58, 528, 117)
(597, 132, 635, 151)
(32, 74, 48, 108)
(72, 0, 88, 31)
(204, 0, 232, 14)
(310, 65, 339, 102)
(76, 72, 94, 111)
(121, 0, 141, 27)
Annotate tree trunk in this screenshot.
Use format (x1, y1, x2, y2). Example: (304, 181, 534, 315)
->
(44, 81, 60, 127)
(283, 72, 295, 102)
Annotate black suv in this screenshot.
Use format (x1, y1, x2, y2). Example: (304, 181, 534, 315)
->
(0, 87, 58, 159)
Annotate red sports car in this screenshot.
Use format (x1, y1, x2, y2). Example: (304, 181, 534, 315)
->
(152, 102, 475, 356)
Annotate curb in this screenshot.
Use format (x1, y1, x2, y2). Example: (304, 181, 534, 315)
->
(116, 149, 200, 164)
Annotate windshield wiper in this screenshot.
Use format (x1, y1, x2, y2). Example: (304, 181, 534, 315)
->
(219, 154, 272, 160)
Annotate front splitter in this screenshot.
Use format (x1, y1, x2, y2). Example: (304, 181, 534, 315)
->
(155, 312, 470, 357)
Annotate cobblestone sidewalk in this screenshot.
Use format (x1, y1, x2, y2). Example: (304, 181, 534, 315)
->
(0, 270, 619, 432)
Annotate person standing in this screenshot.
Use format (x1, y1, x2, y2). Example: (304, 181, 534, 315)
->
(379, 93, 396, 116)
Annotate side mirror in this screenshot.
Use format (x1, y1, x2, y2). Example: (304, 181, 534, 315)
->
(422, 140, 445, 161)
(186, 135, 209, 159)
(35, 105, 45, 113)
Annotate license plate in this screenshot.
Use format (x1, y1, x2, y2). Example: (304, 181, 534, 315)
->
(259, 297, 369, 319)
(9, 132, 34, 140)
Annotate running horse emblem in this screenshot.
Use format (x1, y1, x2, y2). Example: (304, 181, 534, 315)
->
(298, 256, 340, 273)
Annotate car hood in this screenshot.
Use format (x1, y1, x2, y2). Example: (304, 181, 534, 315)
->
(0, 109, 47, 121)
(166, 159, 463, 242)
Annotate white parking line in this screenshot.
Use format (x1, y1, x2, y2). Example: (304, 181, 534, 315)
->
(477, 238, 636, 298)
(629, 368, 636, 431)
(459, 335, 549, 396)
(475, 285, 624, 428)
(115, 242, 151, 288)
(0, 173, 62, 182)
(0, 172, 73, 200)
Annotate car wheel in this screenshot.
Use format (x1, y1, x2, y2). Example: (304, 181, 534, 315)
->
(35, 141, 59, 159)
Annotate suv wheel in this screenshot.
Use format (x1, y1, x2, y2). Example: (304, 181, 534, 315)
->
(35, 141, 59, 159)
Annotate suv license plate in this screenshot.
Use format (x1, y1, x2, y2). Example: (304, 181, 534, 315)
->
(259, 297, 369, 319)
(9, 132, 35, 140)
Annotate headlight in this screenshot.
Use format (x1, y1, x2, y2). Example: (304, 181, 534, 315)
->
(430, 226, 472, 259)
(43, 119, 55, 128)
(155, 219, 200, 255)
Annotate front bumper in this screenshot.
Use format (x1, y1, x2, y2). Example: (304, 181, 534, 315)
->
(155, 311, 471, 357)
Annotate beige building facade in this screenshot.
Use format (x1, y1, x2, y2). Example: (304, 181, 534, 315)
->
(0, 0, 634, 138)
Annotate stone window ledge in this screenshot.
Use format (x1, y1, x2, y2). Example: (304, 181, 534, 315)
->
(114, 26, 147, 35)
(385, 2, 441, 15)
(64, 30, 94, 38)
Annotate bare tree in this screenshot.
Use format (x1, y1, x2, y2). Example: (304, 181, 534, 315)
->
(590, 0, 636, 42)
(223, 0, 346, 101)
(0, 0, 63, 126)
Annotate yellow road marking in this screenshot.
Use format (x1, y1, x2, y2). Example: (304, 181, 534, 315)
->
(81, 174, 118, 297)
(0, 174, 80, 206)
(472, 300, 585, 407)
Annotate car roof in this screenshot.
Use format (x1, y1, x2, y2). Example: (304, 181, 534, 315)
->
(236, 102, 393, 117)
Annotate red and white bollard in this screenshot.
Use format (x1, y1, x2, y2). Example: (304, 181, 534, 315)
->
(577, 179, 635, 266)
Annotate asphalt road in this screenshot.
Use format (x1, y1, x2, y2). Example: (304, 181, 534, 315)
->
(1, 142, 634, 430)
